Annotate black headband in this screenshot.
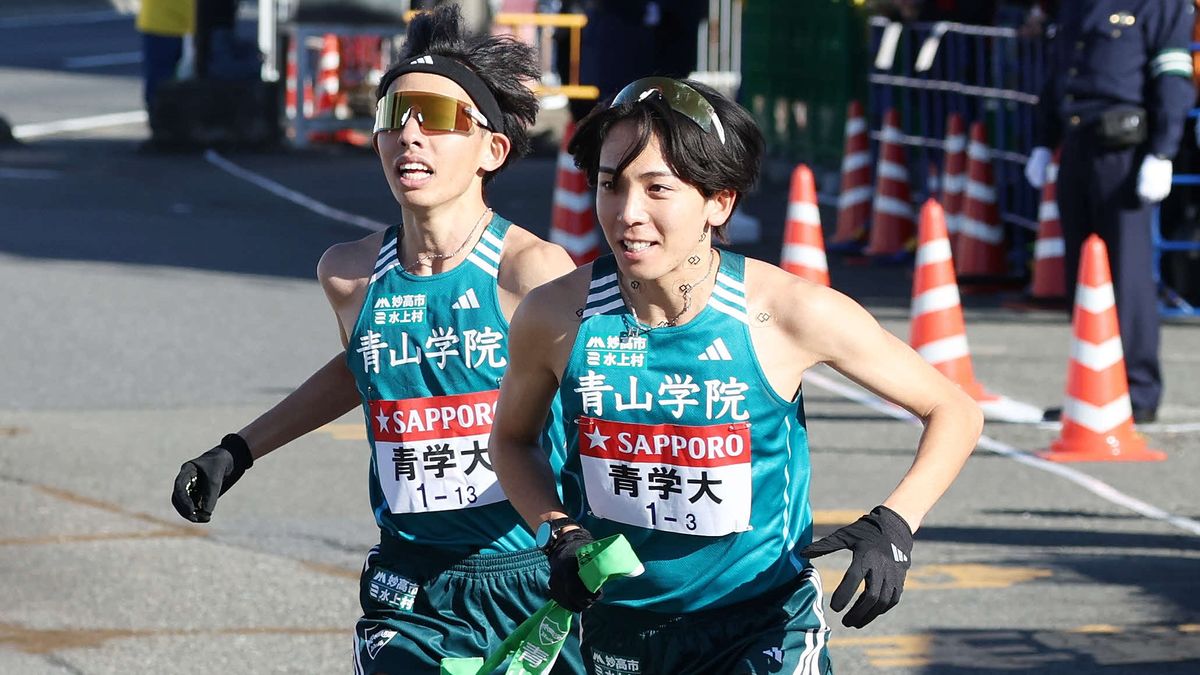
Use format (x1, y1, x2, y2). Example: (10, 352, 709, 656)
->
(385, 54, 504, 136)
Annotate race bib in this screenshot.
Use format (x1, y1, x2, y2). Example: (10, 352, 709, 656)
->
(578, 416, 752, 536)
(370, 390, 506, 514)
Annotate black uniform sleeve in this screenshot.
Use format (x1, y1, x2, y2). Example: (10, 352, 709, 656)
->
(1146, 0, 1196, 157)
(1033, 28, 1062, 149)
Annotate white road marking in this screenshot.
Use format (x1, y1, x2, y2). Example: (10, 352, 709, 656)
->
(804, 368, 1200, 537)
(11, 111, 147, 139)
(64, 51, 142, 69)
(204, 150, 387, 232)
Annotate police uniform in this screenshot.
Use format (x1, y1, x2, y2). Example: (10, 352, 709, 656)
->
(558, 252, 832, 675)
(347, 214, 582, 674)
(1035, 0, 1196, 417)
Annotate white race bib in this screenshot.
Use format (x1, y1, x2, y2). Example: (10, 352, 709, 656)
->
(370, 391, 506, 514)
(578, 416, 752, 536)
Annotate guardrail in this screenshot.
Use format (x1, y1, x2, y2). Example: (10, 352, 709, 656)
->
(868, 16, 1045, 276)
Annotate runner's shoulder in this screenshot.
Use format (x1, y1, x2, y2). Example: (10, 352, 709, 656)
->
(317, 230, 385, 304)
(513, 263, 593, 334)
(741, 256, 846, 330)
(499, 223, 576, 295)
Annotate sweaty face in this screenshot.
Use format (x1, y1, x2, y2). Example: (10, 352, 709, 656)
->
(374, 72, 496, 210)
(595, 119, 729, 282)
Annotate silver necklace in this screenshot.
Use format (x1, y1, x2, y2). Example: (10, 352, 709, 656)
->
(621, 249, 716, 334)
(401, 208, 492, 273)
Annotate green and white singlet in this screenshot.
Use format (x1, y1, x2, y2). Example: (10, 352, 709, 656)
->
(559, 251, 814, 612)
(346, 213, 565, 554)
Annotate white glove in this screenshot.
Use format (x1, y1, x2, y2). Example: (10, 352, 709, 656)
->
(1137, 154, 1173, 204)
(1025, 146, 1052, 189)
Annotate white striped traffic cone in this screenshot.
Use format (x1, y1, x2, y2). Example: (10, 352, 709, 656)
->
(1039, 235, 1165, 462)
(830, 100, 871, 251)
(955, 121, 1005, 279)
(865, 109, 915, 261)
(284, 41, 314, 120)
(780, 164, 830, 285)
(550, 120, 598, 265)
(940, 112, 966, 249)
(1031, 148, 1066, 301)
(910, 198, 994, 401)
(315, 34, 344, 118)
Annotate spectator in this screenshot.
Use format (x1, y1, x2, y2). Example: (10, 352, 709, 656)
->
(136, 0, 195, 110)
(1026, 0, 1195, 423)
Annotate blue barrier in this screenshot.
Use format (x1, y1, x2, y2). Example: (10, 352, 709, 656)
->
(867, 17, 1045, 277)
(1149, 43, 1200, 319)
(1154, 173, 1200, 318)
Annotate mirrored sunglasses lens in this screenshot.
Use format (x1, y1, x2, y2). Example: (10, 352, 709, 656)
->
(374, 93, 470, 133)
(612, 78, 719, 140)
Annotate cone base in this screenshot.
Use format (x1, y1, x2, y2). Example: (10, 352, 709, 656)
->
(1038, 436, 1166, 463)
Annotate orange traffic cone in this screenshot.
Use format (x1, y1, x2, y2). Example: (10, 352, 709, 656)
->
(955, 122, 1006, 279)
(284, 42, 313, 120)
(831, 100, 871, 251)
(1031, 148, 1066, 301)
(865, 109, 916, 261)
(550, 121, 598, 265)
(780, 164, 830, 285)
(315, 34, 344, 118)
(910, 199, 995, 401)
(1039, 235, 1165, 462)
(940, 112, 966, 249)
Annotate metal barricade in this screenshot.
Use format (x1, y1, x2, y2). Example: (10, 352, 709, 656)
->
(868, 17, 1045, 276)
(490, 12, 597, 100)
(287, 23, 401, 147)
(401, 10, 598, 101)
(1149, 41, 1200, 319)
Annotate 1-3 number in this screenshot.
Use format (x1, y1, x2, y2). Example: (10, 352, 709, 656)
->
(645, 503, 698, 531)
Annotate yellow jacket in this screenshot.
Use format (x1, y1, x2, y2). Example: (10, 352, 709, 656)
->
(137, 0, 195, 37)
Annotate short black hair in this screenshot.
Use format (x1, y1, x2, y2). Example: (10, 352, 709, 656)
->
(375, 5, 540, 182)
(568, 79, 765, 240)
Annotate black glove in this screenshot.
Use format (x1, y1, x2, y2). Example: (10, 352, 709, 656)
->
(171, 433, 254, 523)
(545, 528, 602, 612)
(799, 505, 913, 628)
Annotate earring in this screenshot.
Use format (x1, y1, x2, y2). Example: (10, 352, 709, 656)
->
(699, 225, 710, 242)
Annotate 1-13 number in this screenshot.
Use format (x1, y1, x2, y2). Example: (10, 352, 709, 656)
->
(414, 484, 477, 507)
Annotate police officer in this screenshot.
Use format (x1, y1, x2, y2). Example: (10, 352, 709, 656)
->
(1026, 0, 1195, 423)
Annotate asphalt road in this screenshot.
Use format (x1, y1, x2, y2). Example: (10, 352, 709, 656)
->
(2, 7, 1200, 675)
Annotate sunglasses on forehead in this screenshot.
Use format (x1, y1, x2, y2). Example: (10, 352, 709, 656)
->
(611, 77, 726, 145)
(373, 90, 491, 135)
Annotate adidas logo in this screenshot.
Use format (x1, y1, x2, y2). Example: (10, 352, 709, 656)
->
(697, 337, 733, 361)
(891, 543, 908, 563)
(452, 288, 481, 310)
(410, 55, 433, 65)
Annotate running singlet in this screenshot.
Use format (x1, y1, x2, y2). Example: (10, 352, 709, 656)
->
(346, 214, 565, 554)
(558, 252, 814, 612)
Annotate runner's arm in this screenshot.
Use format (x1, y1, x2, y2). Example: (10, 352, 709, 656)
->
(235, 352, 362, 460)
(788, 282, 983, 532)
(490, 284, 575, 530)
(231, 234, 373, 461)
